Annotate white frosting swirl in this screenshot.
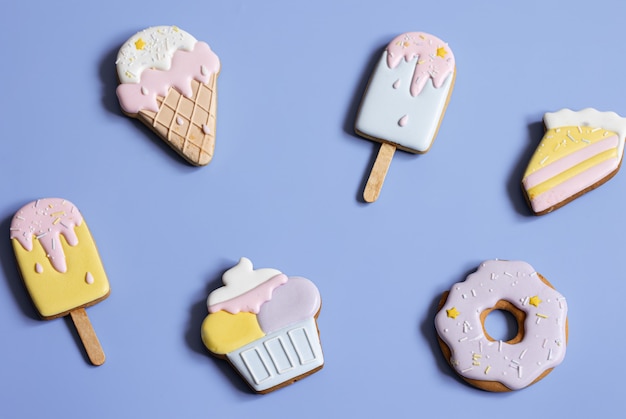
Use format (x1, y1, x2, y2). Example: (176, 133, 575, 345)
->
(207, 258, 282, 306)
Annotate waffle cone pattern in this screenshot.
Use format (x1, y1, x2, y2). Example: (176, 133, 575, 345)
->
(137, 74, 217, 166)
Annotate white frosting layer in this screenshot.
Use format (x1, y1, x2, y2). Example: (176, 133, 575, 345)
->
(544, 108, 626, 158)
(207, 258, 282, 306)
(116, 25, 198, 84)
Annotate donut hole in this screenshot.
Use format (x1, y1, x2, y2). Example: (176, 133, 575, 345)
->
(480, 300, 526, 344)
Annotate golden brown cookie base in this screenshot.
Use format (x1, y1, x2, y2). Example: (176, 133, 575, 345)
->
(436, 273, 568, 391)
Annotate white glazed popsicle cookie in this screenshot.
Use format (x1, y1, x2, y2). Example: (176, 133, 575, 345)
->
(10, 198, 110, 365)
(522, 108, 626, 215)
(201, 258, 323, 393)
(355, 32, 456, 202)
(116, 25, 221, 166)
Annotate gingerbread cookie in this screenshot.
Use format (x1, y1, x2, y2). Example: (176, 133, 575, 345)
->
(10, 198, 110, 365)
(355, 32, 456, 202)
(434, 260, 568, 391)
(116, 25, 221, 166)
(522, 108, 626, 215)
(201, 258, 323, 393)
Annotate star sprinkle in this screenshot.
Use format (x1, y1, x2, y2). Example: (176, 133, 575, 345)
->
(529, 296, 542, 307)
(134, 38, 146, 50)
(436, 46, 448, 58)
(446, 307, 460, 319)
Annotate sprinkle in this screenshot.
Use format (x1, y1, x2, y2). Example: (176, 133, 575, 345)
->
(519, 349, 528, 359)
(60, 222, 70, 229)
(9, 228, 19, 231)
(176, 116, 184, 125)
(50, 211, 65, 217)
(16, 216, 25, 221)
(542, 339, 548, 348)
(201, 65, 208, 76)
(36, 232, 48, 239)
(484, 366, 491, 375)
(52, 218, 61, 225)
(462, 294, 467, 299)
(51, 238, 55, 250)
(547, 349, 553, 360)
(582, 138, 591, 144)
(461, 367, 473, 373)
(202, 124, 212, 135)
(536, 313, 548, 319)
(471, 289, 477, 297)
(518, 366, 523, 378)
(499, 340, 503, 352)
(577, 126, 582, 133)
(504, 272, 513, 277)
(591, 127, 601, 132)
(554, 143, 560, 151)
(567, 133, 577, 143)
(491, 273, 497, 280)
(510, 359, 520, 365)
(458, 337, 468, 342)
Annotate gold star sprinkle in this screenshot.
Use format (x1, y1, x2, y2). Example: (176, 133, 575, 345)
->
(436, 47, 447, 58)
(134, 38, 146, 50)
(446, 307, 460, 319)
(529, 296, 542, 307)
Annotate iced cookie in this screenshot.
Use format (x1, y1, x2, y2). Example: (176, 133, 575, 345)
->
(355, 32, 456, 202)
(116, 25, 221, 166)
(522, 108, 626, 215)
(435, 260, 568, 391)
(10, 198, 110, 365)
(201, 258, 323, 393)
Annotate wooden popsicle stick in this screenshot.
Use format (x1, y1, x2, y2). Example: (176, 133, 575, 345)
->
(69, 308, 106, 366)
(363, 142, 396, 203)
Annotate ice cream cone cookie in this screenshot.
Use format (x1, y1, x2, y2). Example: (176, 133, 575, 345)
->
(435, 260, 568, 391)
(10, 198, 110, 365)
(116, 25, 221, 166)
(355, 32, 456, 202)
(522, 108, 626, 215)
(201, 258, 323, 393)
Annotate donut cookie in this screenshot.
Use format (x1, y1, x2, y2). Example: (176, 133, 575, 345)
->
(355, 32, 456, 202)
(522, 108, 626, 215)
(434, 260, 568, 391)
(10, 198, 110, 365)
(116, 25, 221, 166)
(201, 258, 323, 393)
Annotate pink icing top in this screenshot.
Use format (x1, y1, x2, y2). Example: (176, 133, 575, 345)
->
(208, 274, 288, 314)
(10, 198, 83, 273)
(386, 32, 455, 97)
(116, 41, 220, 114)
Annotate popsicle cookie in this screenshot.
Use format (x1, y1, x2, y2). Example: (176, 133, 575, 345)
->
(10, 198, 110, 365)
(201, 258, 323, 393)
(116, 25, 221, 166)
(522, 108, 626, 215)
(355, 32, 456, 202)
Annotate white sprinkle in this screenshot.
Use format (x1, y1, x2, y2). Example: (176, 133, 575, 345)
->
(491, 273, 497, 280)
(548, 349, 553, 360)
(201, 65, 208, 76)
(582, 138, 591, 144)
(60, 222, 70, 229)
(462, 294, 467, 299)
(591, 127, 601, 132)
(458, 337, 468, 342)
(577, 126, 582, 133)
(542, 339, 548, 348)
(522, 296, 529, 306)
(510, 359, 520, 365)
(518, 366, 523, 378)
(461, 367, 473, 373)
(479, 341, 483, 352)
(504, 272, 513, 277)
(499, 340, 503, 352)
(36, 232, 48, 239)
(567, 133, 577, 142)
(51, 238, 55, 250)
(176, 116, 184, 125)
(519, 349, 528, 359)
(471, 289, 477, 297)
(16, 216, 25, 221)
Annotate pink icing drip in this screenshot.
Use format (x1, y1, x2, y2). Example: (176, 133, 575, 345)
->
(208, 274, 288, 314)
(386, 32, 455, 97)
(116, 41, 220, 114)
(398, 115, 408, 127)
(10, 198, 83, 273)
